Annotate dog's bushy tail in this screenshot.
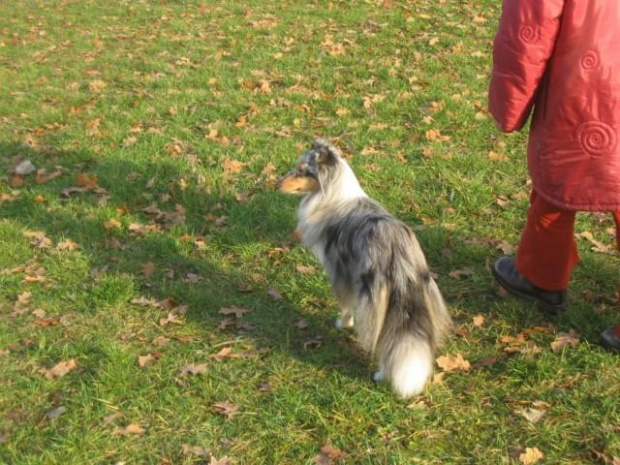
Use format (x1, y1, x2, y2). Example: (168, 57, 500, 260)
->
(364, 231, 451, 398)
(382, 276, 450, 398)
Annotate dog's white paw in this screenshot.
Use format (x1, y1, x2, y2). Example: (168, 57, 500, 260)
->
(335, 317, 354, 329)
(373, 371, 385, 382)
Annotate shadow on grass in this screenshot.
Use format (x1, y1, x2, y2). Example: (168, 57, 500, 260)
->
(2, 140, 616, 375)
(0, 141, 376, 380)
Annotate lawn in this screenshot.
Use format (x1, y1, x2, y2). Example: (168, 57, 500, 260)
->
(1, 1, 619, 464)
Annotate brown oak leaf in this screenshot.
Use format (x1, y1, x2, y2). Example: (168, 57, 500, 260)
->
(39, 359, 78, 379)
(550, 330, 580, 352)
(519, 447, 544, 464)
(436, 353, 471, 372)
(180, 363, 208, 375)
(218, 307, 251, 319)
(114, 424, 145, 435)
(213, 401, 239, 419)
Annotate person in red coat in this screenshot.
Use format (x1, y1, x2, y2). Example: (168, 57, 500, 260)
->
(488, 0, 620, 351)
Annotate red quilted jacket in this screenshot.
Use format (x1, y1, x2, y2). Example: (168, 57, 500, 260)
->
(489, 0, 620, 211)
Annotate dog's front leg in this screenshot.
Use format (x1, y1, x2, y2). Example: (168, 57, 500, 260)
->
(335, 303, 355, 329)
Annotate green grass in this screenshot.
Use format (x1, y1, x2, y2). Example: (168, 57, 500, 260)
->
(1, 1, 619, 464)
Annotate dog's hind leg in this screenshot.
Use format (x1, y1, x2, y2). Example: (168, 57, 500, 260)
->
(373, 368, 386, 382)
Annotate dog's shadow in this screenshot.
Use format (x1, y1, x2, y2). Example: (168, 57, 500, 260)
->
(0, 141, 373, 381)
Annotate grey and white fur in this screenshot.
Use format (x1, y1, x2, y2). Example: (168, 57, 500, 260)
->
(278, 139, 452, 398)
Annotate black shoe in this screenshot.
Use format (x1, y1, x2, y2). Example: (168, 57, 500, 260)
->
(600, 326, 620, 353)
(492, 256, 567, 315)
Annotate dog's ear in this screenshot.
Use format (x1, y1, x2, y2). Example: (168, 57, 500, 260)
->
(311, 139, 341, 166)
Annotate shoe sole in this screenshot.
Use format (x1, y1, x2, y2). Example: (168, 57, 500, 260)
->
(492, 266, 566, 315)
(600, 330, 620, 353)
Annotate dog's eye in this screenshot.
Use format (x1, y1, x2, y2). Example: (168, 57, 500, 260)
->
(297, 163, 313, 174)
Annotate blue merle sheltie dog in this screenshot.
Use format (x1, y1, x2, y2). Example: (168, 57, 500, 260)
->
(278, 139, 452, 398)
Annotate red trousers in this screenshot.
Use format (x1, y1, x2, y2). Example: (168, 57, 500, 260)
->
(516, 190, 620, 292)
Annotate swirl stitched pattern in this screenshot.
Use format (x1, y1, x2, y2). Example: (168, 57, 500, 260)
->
(575, 121, 618, 156)
(580, 50, 599, 70)
(518, 25, 539, 43)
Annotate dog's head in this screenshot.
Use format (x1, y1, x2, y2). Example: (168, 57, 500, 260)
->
(277, 139, 342, 195)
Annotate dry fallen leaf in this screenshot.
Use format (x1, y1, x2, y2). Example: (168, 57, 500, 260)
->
(159, 312, 184, 326)
(46, 406, 66, 420)
(130, 296, 160, 308)
(24, 231, 52, 249)
(407, 400, 428, 410)
(182, 444, 210, 457)
(11, 291, 32, 317)
(518, 407, 546, 424)
(217, 318, 235, 331)
(294, 319, 309, 330)
(36, 168, 62, 184)
(236, 321, 255, 331)
(432, 371, 446, 384)
(519, 447, 544, 464)
(577, 231, 612, 254)
(103, 218, 122, 230)
(180, 363, 208, 375)
(296, 265, 316, 274)
(39, 359, 78, 379)
(76, 172, 98, 190)
(153, 336, 170, 346)
(304, 335, 323, 350)
(210, 456, 232, 465)
(89, 80, 107, 92)
(267, 287, 283, 300)
(448, 267, 474, 279)
(591, 450, 620, 465)
(11, 173, 24, 187)
(103, 412, 123, 426)
(213, 401, 239, 419)
(496, 196, 510, 208)
(496, 240, 515, 255)
(138, 353, 159, 368)
(550, 330, 580, 352)
(425, 128, 440, 141)
(312, 445, 344, 465)
(222, 158, 246, 177)
(140, 262, 156, 277)
(16, 291, 32, 305)
(13, 160, 36, 175)
(185, 272, 202, 283)
(218, 307, 251, 319)
(499, 332, 543, 355)
(472, 314, 485, 327)
(56, 239, 81, 251)
(114, 424, 145, 435)
(436, 353, 471, 372)
(500, 333, 527, 345)
(211, 347, 235, 362)
(488, 151, 507, 162)
(505, 341, 542, 356)
(0, 191, 20, 203)
(36, 316, 60, 327)
(32, 308, 46, 319)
